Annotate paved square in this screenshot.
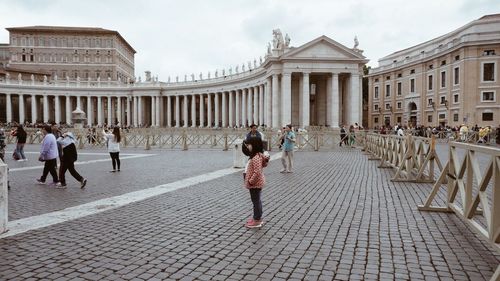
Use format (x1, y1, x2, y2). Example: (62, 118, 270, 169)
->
(0, 147, 498, 280)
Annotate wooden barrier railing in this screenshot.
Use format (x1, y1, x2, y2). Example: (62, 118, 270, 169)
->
(418, 142, 500, 281)
(4, 128, 368, 151)
(363, 133, 442, 183)
(0, 158, 7, 234)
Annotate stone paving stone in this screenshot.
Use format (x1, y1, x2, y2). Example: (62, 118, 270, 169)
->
(0, 149, 499, 280)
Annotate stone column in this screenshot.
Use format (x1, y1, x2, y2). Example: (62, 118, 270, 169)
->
(242, 89, 247, 127)
(228, 91, 234, 127)
(175, 96, 181, 128)
(259, 84, 264, 126)
(66, 95, 72, 125)
(126, 97, 131, 126)
(117, 97, 122, 126)
(156, 96, 161, 127)
(199, 94, 205, 127)
(235, 90, 240, 127)
(150, 96, 155, 127)
(247, 87, 253, 125)
(272, 74, 279, 128)
(18, 94, 25, 124)
(214, 93, 220, 127)
(182, 95, 188, 127)
(265, 78, 272, 127)
(107, 96, 112, 126)
(87, 96, 93, 126)
(133, 96, 138, 127)
(191, 95, 197, 127)
(167, 96, 172, 127)
(76, 96, 81, 109)
(97, 96, 103, 126)
(54, 96, 61, 125)
(253, 86, 259, 125)
(281, 73, 292, 126)
(43, 95, 49, 123)
(350, 73, 361, 126)
(222, 91, 227, 128)
(31, 94, 37, 123)
(301, 72, 310, 127)
(5, 94, 11, 123)
(331, 73, 340, 128)
(207, 93, 212, 127)
(138, 96, 143, 126)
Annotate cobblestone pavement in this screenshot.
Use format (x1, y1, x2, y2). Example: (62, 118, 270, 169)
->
(5, 144, 233, 220)
(1, 148, 499, 280)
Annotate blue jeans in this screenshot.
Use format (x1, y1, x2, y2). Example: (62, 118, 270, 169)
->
(15, 143, 26, 160)
(249, 188, 262, 220)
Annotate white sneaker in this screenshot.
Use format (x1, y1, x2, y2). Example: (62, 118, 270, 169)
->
(280, 169, 286, 173)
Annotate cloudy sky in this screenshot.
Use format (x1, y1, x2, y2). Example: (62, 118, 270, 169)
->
(0, 0, 498, 81)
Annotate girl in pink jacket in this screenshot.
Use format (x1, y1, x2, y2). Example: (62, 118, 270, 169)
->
(244, 137, 269, 228)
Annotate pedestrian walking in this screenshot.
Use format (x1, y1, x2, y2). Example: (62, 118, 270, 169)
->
(56, 132, 87, 188)
(340, 125, 348, 146)
(11, 125, 27, 161)
(243, 137, 269, 228)
(280, 124, 295, 173)
(36, 125, 59, 185)
(103, 127, 121, 172)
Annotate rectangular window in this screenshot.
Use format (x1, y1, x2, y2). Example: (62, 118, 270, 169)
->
(428, 115, 432, 122)
(385, 85, 390, 97)
(455, 55, 460, 61)
(483, 63, 495, 81)
(374, 78, 379, 82)
(441, 71, 446, 88)
(374, 87, 379, 99)
(397, 82, 402, 96)
(385, 103, 390, 110)
(482, 91, 495, 102)
(439, 113, 446, 119)
(440, 96, 446, 104)
(397, 73, 402, 78)
(453, 94, 459, 103)
(454, 67, 459, 85)
(374, 117, 379, 123)
(374, 104, 379, 111)
(453, 114, 459, 122)
(482, 112, 493, 121)
(397, 116, 402, 123)
(483, 50, 496, 56)
(428, 75, 433, 90)
(410, 69, 415, 74)
(397, 102, 402, 109)
(428, 98, 433, 106)
(410, 79, 415, 93)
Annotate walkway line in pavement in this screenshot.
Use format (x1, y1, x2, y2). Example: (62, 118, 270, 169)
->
(0, 152, 281, 239)
(9, 154, 155, 172)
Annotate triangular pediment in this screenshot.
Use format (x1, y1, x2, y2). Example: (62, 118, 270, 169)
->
(283, 36, 366, 60)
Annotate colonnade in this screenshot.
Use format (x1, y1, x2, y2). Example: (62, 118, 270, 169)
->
(0, 71, 361, 128)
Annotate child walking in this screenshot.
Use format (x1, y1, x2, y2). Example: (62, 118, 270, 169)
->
(243, 137, 269, 228)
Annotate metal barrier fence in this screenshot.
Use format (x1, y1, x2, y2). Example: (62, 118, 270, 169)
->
(4, 128, 366, 151)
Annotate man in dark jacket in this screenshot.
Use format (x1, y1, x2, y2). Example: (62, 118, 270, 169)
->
(56, 132, 87, 188)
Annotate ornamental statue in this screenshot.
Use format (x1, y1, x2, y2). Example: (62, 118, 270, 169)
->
(267, 42, 272, 55)
(272, 28, 284, 49)
(285, 33, 291, 47)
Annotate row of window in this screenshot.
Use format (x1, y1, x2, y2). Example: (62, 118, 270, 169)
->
(51, 70, 113, 80)
(373, 91, 496, 112)
(374, 112, 494, 124)
(12, 36, 114, 49)
(17, 53, 114, 64)
(373, 62, 496, 99)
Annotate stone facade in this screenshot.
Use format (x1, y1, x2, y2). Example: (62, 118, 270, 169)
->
(0, 31, 367, 129)
(4, 26, 135, 82)
(366, 14, 500, 129)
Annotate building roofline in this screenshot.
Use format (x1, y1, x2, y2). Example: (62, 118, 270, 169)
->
(379, 13, 500, 61)
(6, 25, 137, 53)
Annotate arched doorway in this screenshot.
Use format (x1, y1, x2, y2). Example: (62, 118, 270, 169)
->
(408, 102, 417, 128)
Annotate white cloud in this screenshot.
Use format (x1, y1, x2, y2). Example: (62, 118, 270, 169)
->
(0, 0, 499, 80)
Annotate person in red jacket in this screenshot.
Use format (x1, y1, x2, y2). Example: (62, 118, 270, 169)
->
(244, 137, 269, 228)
